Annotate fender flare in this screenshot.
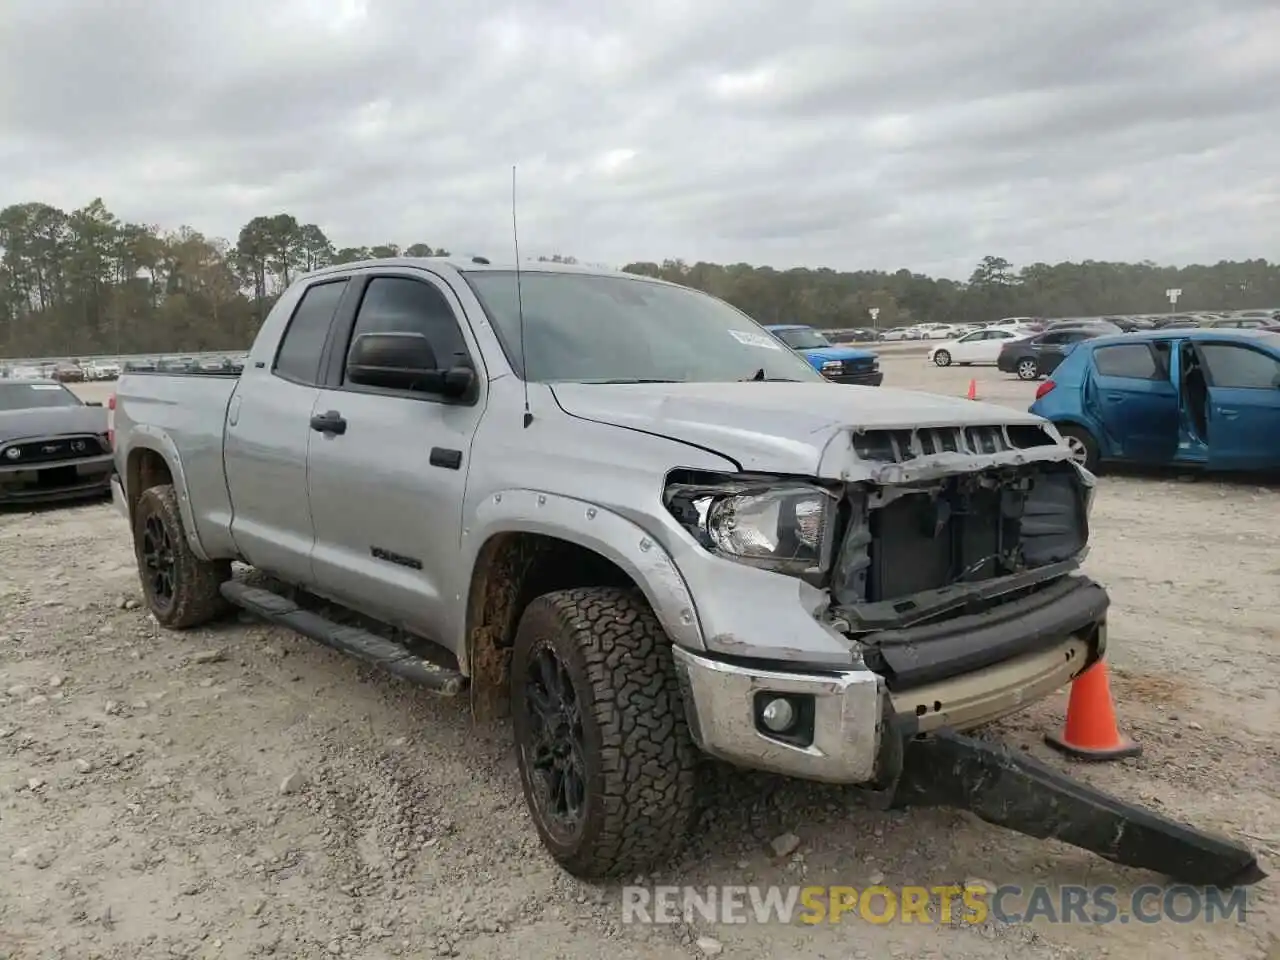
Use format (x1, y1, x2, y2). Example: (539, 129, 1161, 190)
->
(461, 489, 705, 655)
(121, 428, 211, 560)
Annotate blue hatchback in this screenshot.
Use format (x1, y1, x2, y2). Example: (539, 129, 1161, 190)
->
(765, 324, 883, 385)
(1029, 328, 1280, 473)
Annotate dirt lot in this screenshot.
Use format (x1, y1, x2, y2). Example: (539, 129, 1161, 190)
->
(1, 364, 1276, 960)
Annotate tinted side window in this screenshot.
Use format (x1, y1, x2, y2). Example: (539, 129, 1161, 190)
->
(1199, 344, 1280, 389)
(274, 279, 349, 385)
(1093, 343, 1159, 379)
(1039, 332, 1066, 345)
(344, 277, 469, 385)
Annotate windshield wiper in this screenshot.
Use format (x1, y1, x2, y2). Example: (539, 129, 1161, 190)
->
(578, 378, 682, 384)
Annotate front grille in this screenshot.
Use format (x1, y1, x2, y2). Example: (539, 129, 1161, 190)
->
(851, 424, 1057, 464)
(830, 461, 1089, 608)
(843, 358, 874, 374)
(1, 435, 106, 465)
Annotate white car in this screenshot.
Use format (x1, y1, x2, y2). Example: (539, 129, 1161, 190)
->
(929, 327, 1032, 367)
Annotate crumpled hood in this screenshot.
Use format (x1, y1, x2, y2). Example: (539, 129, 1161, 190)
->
(550, 381, 1058, 477)
(0, 406, 108, 444)
(796, 345, 877, 366)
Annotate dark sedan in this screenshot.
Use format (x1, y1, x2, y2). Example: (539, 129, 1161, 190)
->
(0, 380, 114, 505)
(997, 326, 1110, 380)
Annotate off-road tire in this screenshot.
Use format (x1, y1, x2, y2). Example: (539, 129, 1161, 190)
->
(132, 484, 231, 629)
(1057, 425, 1101, 473)
(933, 350, 951, 367)
(511, 586, 700, 879)
(1016, 357, 1040, 380)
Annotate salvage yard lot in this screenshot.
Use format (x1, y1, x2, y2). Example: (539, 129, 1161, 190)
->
(0, 359, 1276, 960)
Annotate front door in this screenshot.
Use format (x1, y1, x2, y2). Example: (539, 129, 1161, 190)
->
(1085, 342, 1179, 463)
(224, 276, 352, 586)
(306, 270, 486, 642)
(1195, 341, 1280, 471)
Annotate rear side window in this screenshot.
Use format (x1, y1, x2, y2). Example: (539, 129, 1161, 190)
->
(274, 279, 349, 385)
(1093, 343, 1159, 380)
(1199, 343, 1280, 389)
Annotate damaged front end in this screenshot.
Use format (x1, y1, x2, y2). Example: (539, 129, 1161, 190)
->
(828, 425, 1108, 716)
(666, 419, 1107, 708)
(664, 417, 1265, 888)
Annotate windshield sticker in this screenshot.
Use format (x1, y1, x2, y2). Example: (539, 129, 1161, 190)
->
(29, 385, 63, 390)
(729, 330, 783, 351)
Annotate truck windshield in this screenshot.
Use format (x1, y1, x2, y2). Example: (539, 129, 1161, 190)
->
(773, 328, 831, 350)
(463, 271, 823, 384)
(0, 383, 82, 411)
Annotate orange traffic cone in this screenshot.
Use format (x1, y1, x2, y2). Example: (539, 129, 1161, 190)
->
(966, 379, 977, 400)
(1044, 660, 1142, 761)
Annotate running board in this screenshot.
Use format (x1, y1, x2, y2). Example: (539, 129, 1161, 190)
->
(220, 581, 466, 696)
(893, 729, 1266, 888)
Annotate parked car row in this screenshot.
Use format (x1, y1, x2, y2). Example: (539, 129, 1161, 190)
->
(0, 353, 248, 382)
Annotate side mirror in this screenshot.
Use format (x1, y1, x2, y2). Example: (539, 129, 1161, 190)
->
(346, 332, 474, 398)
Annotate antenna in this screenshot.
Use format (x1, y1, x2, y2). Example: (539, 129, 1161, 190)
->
(512, 165, 532, 428)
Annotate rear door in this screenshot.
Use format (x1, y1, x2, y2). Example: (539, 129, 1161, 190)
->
(306, 268, 488, 641)
(1086, 342, 1179, 463)
(1196, 341, 1280, 471)
(224, 277, 353, 586)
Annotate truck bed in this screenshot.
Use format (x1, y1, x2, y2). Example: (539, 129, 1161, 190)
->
(113, 372, 240, 552)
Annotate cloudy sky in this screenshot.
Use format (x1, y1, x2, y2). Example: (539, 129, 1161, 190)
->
(2, 0, 1278, 279)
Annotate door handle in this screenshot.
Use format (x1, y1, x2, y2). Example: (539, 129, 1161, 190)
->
(1105, 394, 1124, 402)
(310, 411, 347, 435)
(1217, 408, 1239, 420)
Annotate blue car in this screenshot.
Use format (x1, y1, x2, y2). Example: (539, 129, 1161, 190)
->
(765, 324, 883, 386)
(1029, 328, 1280, 473)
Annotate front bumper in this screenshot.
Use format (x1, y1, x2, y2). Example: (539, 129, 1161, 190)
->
(671, 611, 1105, 785)
(0, 453, 114, 504)
(823, 370, 884, 386)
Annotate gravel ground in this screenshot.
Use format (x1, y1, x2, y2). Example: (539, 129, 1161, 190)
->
(0, 364, 1276, 960)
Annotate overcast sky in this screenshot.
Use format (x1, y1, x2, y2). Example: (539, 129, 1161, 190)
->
(2, 0, 1278, 279)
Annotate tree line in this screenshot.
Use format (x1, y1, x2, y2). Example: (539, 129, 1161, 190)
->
(2, 197, 1278, 359)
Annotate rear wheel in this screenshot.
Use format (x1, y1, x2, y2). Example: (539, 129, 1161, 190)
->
(511, 587, 700, 879)
(933, 350, 952, 367)
(1058, 425, 1100, 473)
(1016, 357, 1040, 380)
(132, 485, 231, 629)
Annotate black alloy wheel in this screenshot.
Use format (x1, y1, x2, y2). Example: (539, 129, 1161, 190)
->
(522, 640, 588, 840)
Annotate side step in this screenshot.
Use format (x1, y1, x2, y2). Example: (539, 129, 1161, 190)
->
(220, 581, 466, 696)
(893, 728, 1266, 889)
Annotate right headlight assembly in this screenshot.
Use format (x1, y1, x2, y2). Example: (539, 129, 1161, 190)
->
(664, 473, 840, 578)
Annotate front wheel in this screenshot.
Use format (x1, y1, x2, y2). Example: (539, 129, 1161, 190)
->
(1016, 357, 1040, 380)
(511, 587, 700, 879)
(933, 350, 952, 367)
(1058, 425, 1101, 473)
(132, 484, 231, 629)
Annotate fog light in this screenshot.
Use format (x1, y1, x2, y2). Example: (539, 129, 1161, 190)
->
(760, 697, 796, 733)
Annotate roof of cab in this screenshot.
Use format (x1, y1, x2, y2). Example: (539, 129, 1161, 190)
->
(299, 256, 659, 284)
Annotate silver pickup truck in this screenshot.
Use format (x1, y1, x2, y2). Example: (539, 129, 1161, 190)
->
(110, 258, 1262, 887)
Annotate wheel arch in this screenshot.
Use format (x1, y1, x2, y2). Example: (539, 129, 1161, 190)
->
(121, 431, 210, 560)
(460, 493, 704, 722)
